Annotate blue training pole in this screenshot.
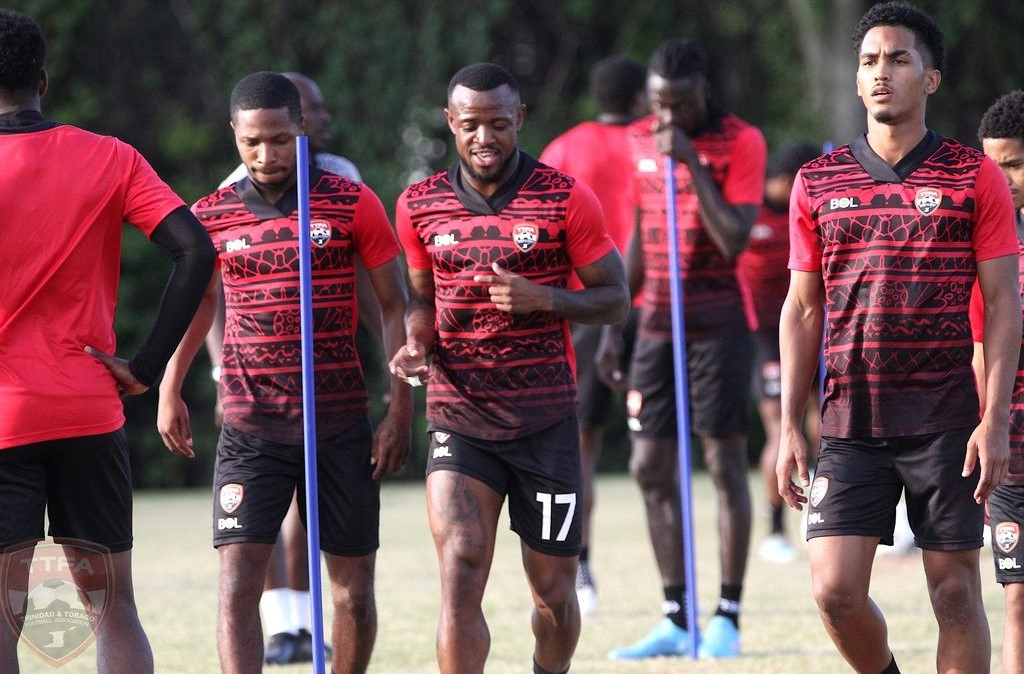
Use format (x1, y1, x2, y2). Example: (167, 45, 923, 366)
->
(664, 157, 700, 658)
(296, 136, 327, 674)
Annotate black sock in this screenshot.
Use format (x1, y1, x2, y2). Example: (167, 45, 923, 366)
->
(714, 584, 742, 628)
(770, 504, 785, 534)
(880, 655, 900, 674)
(534, 658, 568, 674)
(579, 546, 589, 564)
(663, 585, 688, 630)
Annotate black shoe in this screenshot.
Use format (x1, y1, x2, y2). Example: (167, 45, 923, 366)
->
(293, 629, 333, 663)
(264, 632, 299, 666)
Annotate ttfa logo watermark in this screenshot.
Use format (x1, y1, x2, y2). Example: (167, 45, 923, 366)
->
(1, 540, 113, 666)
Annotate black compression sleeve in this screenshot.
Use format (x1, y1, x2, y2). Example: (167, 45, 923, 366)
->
(127, 206, 216, 386)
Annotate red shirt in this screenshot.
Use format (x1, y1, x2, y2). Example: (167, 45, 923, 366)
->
(737, 204, 790, 332)
(397, 154, 614, 441)
(629, 113, 766, 340)
(790, 132, 1017, 437)
(0, 116, 185, 448)
(193, 170, 398, 444)
(969, 211, 1024, 485)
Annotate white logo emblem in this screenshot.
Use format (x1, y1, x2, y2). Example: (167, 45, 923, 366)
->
(914, 188, 941, 216)
(433, 233, 459, 247)
(432, 445, 452, 459)
(220, 484, 244, 514)
(512, 224, 539, 252)
(224, 237, 251, 253)
(996, 522, 1020, 554)
(638, 158, 658, 173)
(828, 196, 860, 210)
(810, 476, 829, 508)
(310, 220, 332, 248)
(433, 432, 450, 443)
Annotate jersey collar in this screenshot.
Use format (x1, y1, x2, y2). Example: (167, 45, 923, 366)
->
(234, 165, 324, 220)
(849, 130, 943, 183)
(0, 109, 59, 134)
(447, 151, 538, 215)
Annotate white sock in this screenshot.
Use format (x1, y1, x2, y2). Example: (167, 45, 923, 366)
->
(260, 588, 293, 637)
(292, 590, 312, 633)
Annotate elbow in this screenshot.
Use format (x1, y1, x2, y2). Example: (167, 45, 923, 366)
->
(610, 282, 631, 323)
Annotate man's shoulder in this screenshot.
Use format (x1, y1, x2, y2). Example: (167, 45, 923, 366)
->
(315, 153, 361, 182)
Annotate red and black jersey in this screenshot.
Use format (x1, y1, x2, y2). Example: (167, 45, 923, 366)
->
(737, 203, 790, 332)
(970, 209, 1024, 485)
(192, 169, 399, 444)
(629, 113, 767, 340)
(791, 132, 1017, 438)
(397, 153, 614, 441)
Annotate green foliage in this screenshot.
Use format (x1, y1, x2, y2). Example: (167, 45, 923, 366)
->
(7, 0, 1023, 486)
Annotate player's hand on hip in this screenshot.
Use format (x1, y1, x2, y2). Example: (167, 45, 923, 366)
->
(157, 395, 195, 459)
(85, 346, 148, 396)
(474, 262, 552, 314)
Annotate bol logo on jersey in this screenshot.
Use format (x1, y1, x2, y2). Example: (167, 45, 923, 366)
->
(1, 540, 112, 667)
(996, 522, 1020, 555)
(310, 220, 332, 248)
(914, 188, 942, 216)
(512, 224, 539, 252)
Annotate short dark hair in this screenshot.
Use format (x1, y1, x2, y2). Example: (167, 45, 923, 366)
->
(590, 56, 646, 116)
(767, 142, 821, 179)
(447, 63, 519, 102)
(852, 2, 944, 72)
(648, 38, 708, 80)
(229, 71, 302, 122)
(978, 91, 1024, 142)
(0, 9, 45, 93)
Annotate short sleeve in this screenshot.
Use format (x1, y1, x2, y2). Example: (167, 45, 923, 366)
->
(395, 190, 432, 270)
(788, 171, 821, 272)
(121, 143, 186, 238)
(351, 184, 400, 269)
(721, 124, 767, 206)
(972, 157, 1018, 262)
(565, 180, 615, 269)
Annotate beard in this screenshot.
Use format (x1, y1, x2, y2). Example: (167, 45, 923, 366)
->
(460, 151, 516, 185)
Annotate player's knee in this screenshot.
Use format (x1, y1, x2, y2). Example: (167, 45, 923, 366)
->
(812, 579, 865, 623)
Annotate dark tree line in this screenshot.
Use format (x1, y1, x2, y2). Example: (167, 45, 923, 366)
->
(9, 0, 1023, 486)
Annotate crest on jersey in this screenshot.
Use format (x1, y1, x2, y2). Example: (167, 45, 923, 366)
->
(996, 522, 1020, 554)
(512, 224, 539, 252)
(914, 188, 941, 216)
(810, 476, 829, 507)
(2, 540, 112, 666)
(220, 484, 244, 514)
(310, 220, 332, 248)
(433, 431, 451, 444)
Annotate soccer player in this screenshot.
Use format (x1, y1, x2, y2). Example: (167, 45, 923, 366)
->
(389, 63, 629, 674)
(975, 89, 1024, 672)
(212, 71, 374, 666)
(604, 38, 766, 659)
(736, 141, 821, 565)
(0, 9, 216, 673)
(538, 54, 647, 615)
(777, 4, 1020, 673)
(156, 72, 412, 674)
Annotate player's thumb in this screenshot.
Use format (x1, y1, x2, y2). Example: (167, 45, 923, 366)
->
(492, 262, 509, 276)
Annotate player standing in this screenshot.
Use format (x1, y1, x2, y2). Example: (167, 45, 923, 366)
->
(157, 72, 411, 674)
(974, 89, 1024, 672)
(389, 63, 629, 674)
(777, 4, 1020, 672)
(605, 37, 767, 659)
(538, 54, 647, 615)
(0, 9, 216, 672)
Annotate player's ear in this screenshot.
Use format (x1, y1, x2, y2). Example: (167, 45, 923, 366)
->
(923, 68, 941, 95)
(38, 69, 47, 98)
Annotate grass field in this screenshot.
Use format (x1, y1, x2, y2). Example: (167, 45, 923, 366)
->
(15, 472, 1009, 673)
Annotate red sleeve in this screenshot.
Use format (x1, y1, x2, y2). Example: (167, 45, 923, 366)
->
(972, 157, 1018, 261)
(788, 171, 821, 272)
(539, 136, 568, 172)
(565, 180, 615, 268)
(969, 282, 984, 343)
(121, 142, 186, 238)
(395, 190, 431, 270)
(722, 124, 767, 206)
(351, 184, 400, 269)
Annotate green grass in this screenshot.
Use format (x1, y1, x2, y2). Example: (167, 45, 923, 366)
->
(16, 473, 1009, 672)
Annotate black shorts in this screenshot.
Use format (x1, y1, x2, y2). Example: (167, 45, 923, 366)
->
(807, 428, 982, 550)
(0, 429, 133, 553)
(627, 332, 752, 438)
(425, 416, 582, 557)
(751, 328, 782, 401)
(213, 421, 379, 556)
(989, 484, 1024, 584)
(572, 309, 637, 431)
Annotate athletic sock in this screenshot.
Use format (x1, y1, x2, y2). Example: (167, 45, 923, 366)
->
(579, 547, 589, 564)
(880, 655, 901, 674)
(259, 588, 293, 636)
(663, 585, 688, 630)
(292, 589, 311, 635)
(714, 584, 743, 628)
(770, 503, 785, 535)
(533, 659, 568, 674)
